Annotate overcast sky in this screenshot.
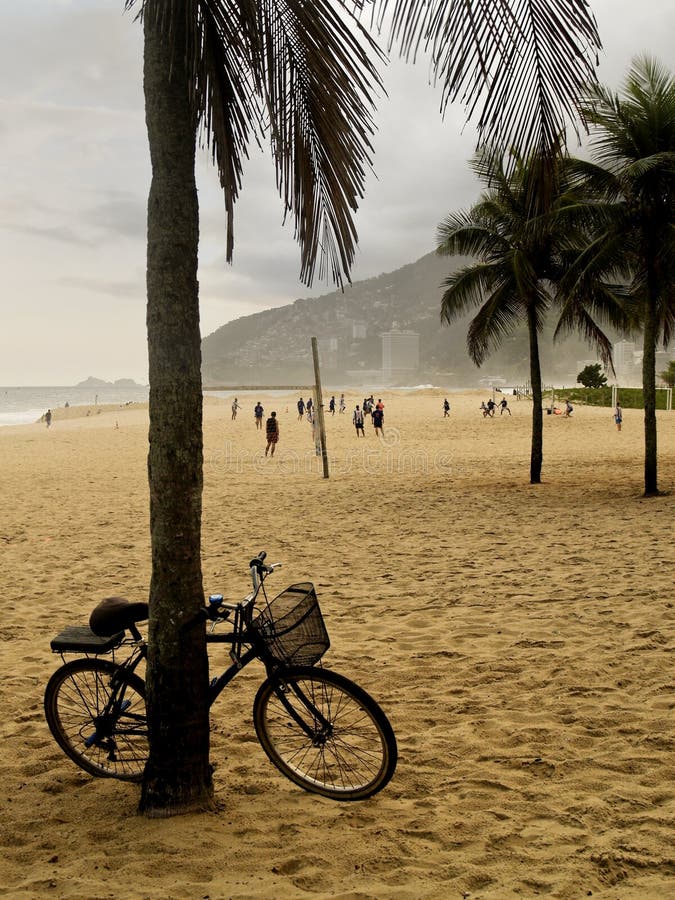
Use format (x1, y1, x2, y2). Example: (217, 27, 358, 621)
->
(1, 0, 673, 384)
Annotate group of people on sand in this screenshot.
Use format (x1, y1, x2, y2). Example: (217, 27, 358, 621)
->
(547, 399, 574, 417)
(327, 394, 346, 415)
(480, 397, 511, 417)
(353, 397, 384, 437)
(230, 397, 280, 456)
(297, 393, 347, 422)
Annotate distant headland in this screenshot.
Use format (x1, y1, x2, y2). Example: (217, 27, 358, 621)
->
(75, 376, 146, 388)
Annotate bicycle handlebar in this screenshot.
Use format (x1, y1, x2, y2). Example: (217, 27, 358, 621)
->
(180, 552, 280, 634)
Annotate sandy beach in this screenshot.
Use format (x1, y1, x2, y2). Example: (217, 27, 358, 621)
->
(1, 389, 673, 899)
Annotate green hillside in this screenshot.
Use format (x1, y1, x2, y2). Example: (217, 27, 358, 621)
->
(201, 251, 603, 387)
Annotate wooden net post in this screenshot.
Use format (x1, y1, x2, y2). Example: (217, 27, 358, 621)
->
(311, 337, 329, 479)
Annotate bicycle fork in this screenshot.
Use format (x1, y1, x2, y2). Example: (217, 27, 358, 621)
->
(274, 678, 333, 746)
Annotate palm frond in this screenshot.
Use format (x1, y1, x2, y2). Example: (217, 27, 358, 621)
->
(439, 261, 505, 324)
(254, 0, 385, 285)
(465, 281, 525, 365)
(554, 294, 616, 371)
(564, 157, 623, 200)
(375, 0, 601, 160)
(436, 215, 511, 260)
(582, 55, 675, 168)
(195, 2, 268, 261)
(127, 0, 267, 263)
(128, 0, 385, 285)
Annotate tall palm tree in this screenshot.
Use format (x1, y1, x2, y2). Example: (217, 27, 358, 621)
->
(134, 0, 387, 816)
(125, 0, 602, 815)
(567, 56, 675, 496)
(437, 147, 620, 483)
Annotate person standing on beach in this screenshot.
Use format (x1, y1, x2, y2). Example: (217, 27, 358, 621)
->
(339, 393, 346, 414)
(372, 404, 384, 438)
(306, 397, 313, 419)
(499, 398, 511, 416)
(231, 398, 241, 420)
(265, 411, 279, 456)
(353, 404, 365, 437)
(614, 401, 623, 432)
(564, 399, 574, 417)
(254, 401, 264, 430)
(329, 395, 336, 415)
(443, 398, 450, 417)
(297, 397, 305, 420)
(45, 409, 52, 428)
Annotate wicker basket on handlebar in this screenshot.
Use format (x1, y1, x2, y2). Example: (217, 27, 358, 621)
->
(252, 582, 329, 666)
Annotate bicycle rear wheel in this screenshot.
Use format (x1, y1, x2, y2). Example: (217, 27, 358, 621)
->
(44, 658, 148, 781)
(253, 666, 397, 800)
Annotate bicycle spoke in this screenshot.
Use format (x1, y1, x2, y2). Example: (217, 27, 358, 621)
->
(254, 668, 396, 799)
(45, 659, 148, 781)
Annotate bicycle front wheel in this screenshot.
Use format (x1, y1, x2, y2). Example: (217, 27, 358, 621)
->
(44, 658, 148, 781)
(253, 666, 397, 800)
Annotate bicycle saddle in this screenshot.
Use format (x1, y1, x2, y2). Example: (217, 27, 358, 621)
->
(89, 597, 149, 636)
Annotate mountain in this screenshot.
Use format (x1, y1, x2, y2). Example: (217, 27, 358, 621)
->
(201, 251, 603, 388)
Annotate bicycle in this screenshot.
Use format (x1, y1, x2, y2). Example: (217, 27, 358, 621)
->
(44, 553, 397, 801)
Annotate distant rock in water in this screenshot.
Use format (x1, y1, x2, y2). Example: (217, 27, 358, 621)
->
(75, 376, 143, 388)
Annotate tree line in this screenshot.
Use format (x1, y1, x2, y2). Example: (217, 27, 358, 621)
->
(437, 56, 674, 493)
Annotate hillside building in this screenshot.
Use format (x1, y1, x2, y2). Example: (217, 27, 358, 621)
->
(352, 321, 367, 340)
(381, 330, 420, 382)
(318, 336, 339, 370)
(612, 340, 640, 386)
(656, 349, 674, 383)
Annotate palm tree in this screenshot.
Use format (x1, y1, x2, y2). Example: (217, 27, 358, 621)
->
(437, 147, 620, 483)
(568, 56, 675, 496)
(126, 0, 602, 816)
(134, 0, 387, 816)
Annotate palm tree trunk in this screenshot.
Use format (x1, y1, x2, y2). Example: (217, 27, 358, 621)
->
(139, 2, 213, 815)
(527, 304, 544, 484)
(642, 291, 659, 496)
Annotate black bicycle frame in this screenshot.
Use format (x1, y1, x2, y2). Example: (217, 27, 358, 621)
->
(205, 630, 331, 741)
(103, 615, 330, 743)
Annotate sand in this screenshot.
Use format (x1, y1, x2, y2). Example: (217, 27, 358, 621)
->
(0, 390, 673, 899)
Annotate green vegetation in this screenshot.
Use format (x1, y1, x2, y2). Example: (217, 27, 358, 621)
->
(577, 363, 607, 388)
(544, 387, 671, 409)
(660, 361, 675, 388)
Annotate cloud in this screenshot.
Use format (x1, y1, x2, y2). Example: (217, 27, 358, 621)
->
(79, 193, 147, 242)
(5, 223, 95, 247)
(57, 274, 144, 300)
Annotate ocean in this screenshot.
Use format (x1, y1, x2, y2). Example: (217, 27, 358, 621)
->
(0, 385, 311, 428)
(0, 384, 150, 427)
(1, 383, 471, 428)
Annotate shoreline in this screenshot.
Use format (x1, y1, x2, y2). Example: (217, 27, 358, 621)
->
(5, 383, 669, 429)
